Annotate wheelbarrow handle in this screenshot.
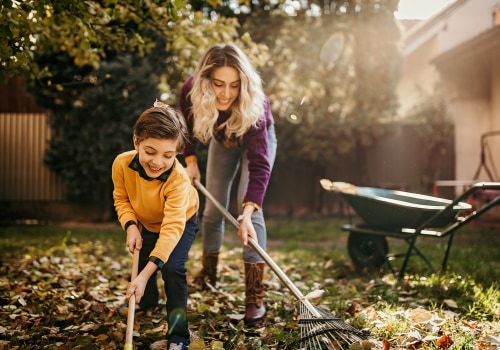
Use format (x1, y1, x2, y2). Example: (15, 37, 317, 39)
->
(193, 179, 320, 317)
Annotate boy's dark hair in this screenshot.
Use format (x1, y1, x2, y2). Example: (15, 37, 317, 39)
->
(133, 102, 189, 152)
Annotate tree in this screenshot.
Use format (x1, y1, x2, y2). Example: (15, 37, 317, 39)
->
(245, 1, 403, 184)
(39, 53, 159, 208)
(0, 0, 267, 88)
(1, 1, 266, 212)
(1, 0, 407, 214)
(1, 0, 180, 83)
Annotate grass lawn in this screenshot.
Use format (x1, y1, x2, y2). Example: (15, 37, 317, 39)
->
(0, 218, 499, 349)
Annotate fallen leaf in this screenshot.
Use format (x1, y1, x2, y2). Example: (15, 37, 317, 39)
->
(150, 340, 167, 350)
(305, 289, 325, 300)
(210, 340, 225, 349)
(189, 338, 207, 350)
(402, 330, 422, 346)
(478, 334, 500, 346)
(436, 333, 454, 349)
(408, 308, 433, 324)
(442, 299, 458, 308)
(228, 313, 245, 320)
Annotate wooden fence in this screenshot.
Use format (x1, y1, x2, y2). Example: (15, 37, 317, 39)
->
(0, 113, 64, 202)
(0, 76, 459, 223)
(0, 73, 456, 222)
(0, 112, 456, 222)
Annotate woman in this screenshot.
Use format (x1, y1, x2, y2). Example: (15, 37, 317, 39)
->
(112, 102, 199, 349)
(179, 42, 277, 326)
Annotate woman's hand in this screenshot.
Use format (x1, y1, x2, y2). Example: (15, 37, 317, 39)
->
(237, 203, 259, 246)
(184, 156, 201, 183)
(238, 215, 258, 247)
(185, 161, 201, 183)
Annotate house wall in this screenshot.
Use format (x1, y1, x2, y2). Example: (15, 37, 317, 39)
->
(448, 99, 491, 181)
(398, 0, 500, 197)
(397, 36, 441, 115)
(441, 29, 500, 184)
(398, 0, 500, 117)
(493, 50, 500, 130)
(0, 111, 455, 222)
(439, 41, 493, 182)
(489, 47, 500, 179)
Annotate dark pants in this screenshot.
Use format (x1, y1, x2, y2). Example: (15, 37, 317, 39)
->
(138, 214, 199, 343)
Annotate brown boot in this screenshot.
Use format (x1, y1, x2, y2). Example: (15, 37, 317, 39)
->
(244, 262, 266, 326)
(193, 251, 219, 290)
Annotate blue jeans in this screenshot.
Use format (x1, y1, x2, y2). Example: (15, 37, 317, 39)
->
(138, 214, 199, 343)
(202, 124, 277, 262)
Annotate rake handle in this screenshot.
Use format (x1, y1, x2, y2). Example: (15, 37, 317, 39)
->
(125, 248, 140, 349)
(194, 179, 321, 318)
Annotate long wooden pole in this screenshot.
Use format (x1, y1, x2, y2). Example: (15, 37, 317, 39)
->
(124, 249, 140, 350)
(193, 179, 320, 317)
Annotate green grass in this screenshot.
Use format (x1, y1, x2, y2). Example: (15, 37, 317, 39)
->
(0, 218, 499, 349)
(0, 224, 125, 261)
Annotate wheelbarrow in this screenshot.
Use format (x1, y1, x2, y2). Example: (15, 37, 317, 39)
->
(320, 180, 500, 279)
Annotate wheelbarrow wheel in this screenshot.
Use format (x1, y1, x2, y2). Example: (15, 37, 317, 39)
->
(347, 232, 388, 270)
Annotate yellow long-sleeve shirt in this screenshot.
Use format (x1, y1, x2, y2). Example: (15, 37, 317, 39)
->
(112, 150, 199, 263)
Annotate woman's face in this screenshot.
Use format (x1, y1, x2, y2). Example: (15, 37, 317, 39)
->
(210, 66, 240, 111)
(134, 137, 178, 178)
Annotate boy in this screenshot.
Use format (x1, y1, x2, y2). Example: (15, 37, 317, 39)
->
(112, 102, 199, 350)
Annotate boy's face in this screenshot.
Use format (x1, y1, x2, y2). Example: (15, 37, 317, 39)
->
(134, 137, 178, 178)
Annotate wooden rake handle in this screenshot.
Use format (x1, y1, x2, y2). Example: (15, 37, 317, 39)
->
(193, 179, 321, 317)
(125, 248, 140, 350)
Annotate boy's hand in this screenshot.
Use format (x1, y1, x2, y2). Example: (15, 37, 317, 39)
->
(126, 262, 157, 303)
(126, 274, 147, 303)
(126, 226, 142, 254)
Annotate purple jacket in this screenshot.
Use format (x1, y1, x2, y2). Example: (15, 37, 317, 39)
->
(179, 76, 274, 207)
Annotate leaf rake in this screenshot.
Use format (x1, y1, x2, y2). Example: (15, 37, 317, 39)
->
(194, 180, 378, 349)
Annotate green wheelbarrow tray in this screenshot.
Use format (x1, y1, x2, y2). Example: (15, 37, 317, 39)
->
(320, 180, 500, 279)
(336, 186, 471, 230)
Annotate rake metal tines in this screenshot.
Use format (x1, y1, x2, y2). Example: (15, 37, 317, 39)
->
(298, 303, 377, 350)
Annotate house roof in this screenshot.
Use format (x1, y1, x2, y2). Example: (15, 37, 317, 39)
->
(432, 24, 500, 67)
(399, 19, 422, 32)
(431, 24, 500, 99)
(402, 0, 468, 56)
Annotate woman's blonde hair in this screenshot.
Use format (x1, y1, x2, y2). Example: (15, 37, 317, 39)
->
(188, 43, 265, 143)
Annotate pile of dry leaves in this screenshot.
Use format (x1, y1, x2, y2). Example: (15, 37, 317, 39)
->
(0, 236, 498, 349)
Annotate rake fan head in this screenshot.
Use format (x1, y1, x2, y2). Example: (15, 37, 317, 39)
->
(298, 303, 379, 350)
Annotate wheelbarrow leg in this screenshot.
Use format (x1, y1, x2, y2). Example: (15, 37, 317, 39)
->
(398, 236, 418, 280)
(441, 232, 456, 272)
(398, 235, 435, 279)
(384, 256, 397, 276)
(406, 239, 434, 269)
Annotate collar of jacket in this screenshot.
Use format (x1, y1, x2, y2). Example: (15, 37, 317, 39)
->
(128, 153, 173, 182)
